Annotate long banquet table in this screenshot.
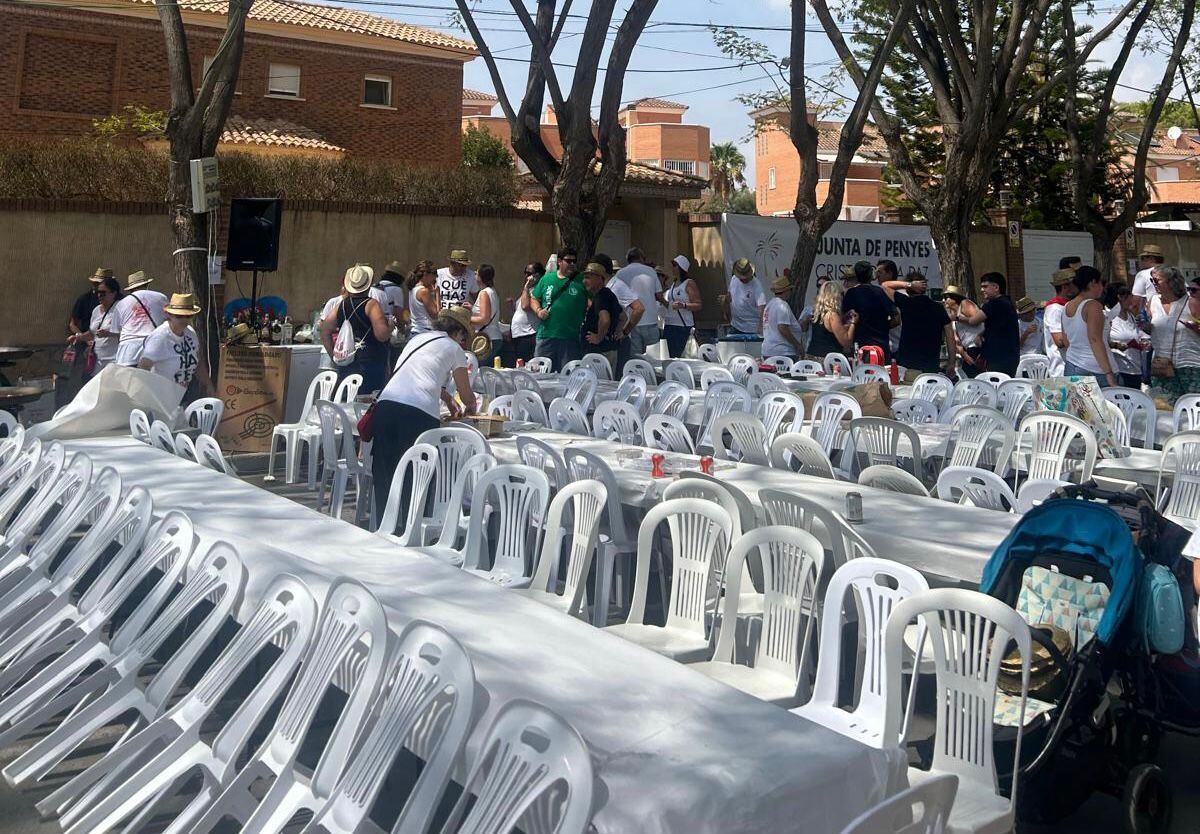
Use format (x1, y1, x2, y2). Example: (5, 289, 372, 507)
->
(62, 435, 904, 834)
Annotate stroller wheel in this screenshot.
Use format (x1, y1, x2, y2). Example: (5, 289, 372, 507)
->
(1122, 763, 1172, 834)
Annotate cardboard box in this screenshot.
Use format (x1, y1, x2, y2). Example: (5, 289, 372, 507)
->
(215, 346, 290, 453)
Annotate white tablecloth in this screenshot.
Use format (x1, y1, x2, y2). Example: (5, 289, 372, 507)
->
(63, 435, 905, 834)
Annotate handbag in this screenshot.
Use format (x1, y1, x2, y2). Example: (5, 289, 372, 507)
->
(357, 334, 442, 442)
(1152, 300, 1185, 378)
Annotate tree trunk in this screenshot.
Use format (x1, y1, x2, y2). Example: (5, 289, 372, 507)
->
(788, 213, 822, 312)
(167, 146, 218, 374)
(928, 212, 975, 294)
(1092, 231, 1117, 283)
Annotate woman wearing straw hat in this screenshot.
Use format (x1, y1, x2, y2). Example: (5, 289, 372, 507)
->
(320, 264, 391, 394)
(372, 308, 483, 526)
(110, 271, 168, 367)
(761, 274, 806, 359)
(139, 292, 212, 396)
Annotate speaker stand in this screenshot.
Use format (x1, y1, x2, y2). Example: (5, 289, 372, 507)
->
(250, 269, 259, 321)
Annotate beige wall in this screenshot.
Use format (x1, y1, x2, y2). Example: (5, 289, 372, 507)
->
(1136, 229, 1200, 280)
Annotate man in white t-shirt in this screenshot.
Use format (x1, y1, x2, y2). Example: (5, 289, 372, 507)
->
(612, 247, 661, 356)
(1016, 296, 1043, 356)
(437, 249, 478, 310)
(110, 270, 168, 367)
(1042, 269, 1077, 376)
(377, 261, 407, 321)
(1130, 244, 1165, 308)
(761, 275, 805, 358)
(593, 252, 646, 375)
(139, 292, 212, 399)
(719, 257, 766, 335)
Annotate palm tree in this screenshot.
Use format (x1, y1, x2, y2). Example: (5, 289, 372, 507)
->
(710, 141, 747, 202)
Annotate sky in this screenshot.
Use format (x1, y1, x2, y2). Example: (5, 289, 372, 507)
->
(358, 0, 1177, 184)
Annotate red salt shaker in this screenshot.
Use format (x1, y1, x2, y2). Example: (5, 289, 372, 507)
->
(699, 455, 713, 474)
(650, 453, 665, 478)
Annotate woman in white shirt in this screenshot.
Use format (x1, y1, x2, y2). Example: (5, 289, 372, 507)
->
(943, 286, 984, 378)
(72, 276, 123, 372)
(470, 264, 504, 365)
(509, 263, 541, 365)
(1062, 266, 1117, 387)
(372, 309, 479, 527)
(404, 260, 440, 336)
(1148, 266, 1200, 403)
(760, 275, 806, 358)
(663, 255, 701, 358)
(1104, 283, 1149, 388)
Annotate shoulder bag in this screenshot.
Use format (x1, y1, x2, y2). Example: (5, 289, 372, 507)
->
(1151, 299, 1185, 379)
(357, 333, 442, 442)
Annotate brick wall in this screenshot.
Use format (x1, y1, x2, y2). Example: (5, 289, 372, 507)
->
(627, 123, 710, 169)
(754, 117, 886, 216)
(0, 4, 464, 164)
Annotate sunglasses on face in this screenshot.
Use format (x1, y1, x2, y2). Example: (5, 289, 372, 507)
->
(560, 257, 577, 264)
(1189, 287, 1200, 295)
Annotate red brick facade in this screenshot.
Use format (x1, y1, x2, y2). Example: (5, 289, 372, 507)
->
(0, 2, 469, 164)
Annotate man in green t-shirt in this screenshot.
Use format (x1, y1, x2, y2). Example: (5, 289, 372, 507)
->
(529, 246, 588, 371)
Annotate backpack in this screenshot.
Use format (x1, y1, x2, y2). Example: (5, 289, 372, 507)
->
(332, 299, 367, 366)
(1136, 562, 1185, 655)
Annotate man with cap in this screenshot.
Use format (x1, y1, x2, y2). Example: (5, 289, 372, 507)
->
(530, 245, 587, 371)
(719, 258, 766, 336)
(1016, 296, 1043, 357)
(580, 260, 626, 374)
(881, 269, 953, 377)
(1042, 268, 1078, 376)
(841, 259, 898, 361)
(377, 261, 407, 324)
(612, 247, 661, 357)
(437, 249, 478, 311)
(761, 274, 806, 359)
(1131, 244, 1166, 308)
(139, 292, 212, 400)
(110, 271, 168, 367)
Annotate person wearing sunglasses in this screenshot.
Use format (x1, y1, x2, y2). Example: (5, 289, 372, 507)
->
(69, 276, 123, 377)
(508, 262, 544, 366)
(529, 246, 586, 371)
(1147, 266, 1200, 402)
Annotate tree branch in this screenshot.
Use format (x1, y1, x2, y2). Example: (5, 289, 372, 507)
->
(508, 0, 568, 117)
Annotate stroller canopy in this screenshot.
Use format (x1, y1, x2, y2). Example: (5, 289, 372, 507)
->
(979, 499, 1140, 645)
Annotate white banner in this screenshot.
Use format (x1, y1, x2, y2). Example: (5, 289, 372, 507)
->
(720, 213, 942, 307)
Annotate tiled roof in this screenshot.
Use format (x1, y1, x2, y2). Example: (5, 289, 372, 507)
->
(463, 88, 498, 102)
(625, 97, 689, 111)
(623, 160, 707, 186)
(815, 121, 889, 160)
(1147, 179, 1200, 206)
(123, 0, 476, 52)
(221, 116, 345, 152)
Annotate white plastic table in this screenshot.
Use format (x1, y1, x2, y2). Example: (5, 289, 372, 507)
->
(62, 435, 905, 834)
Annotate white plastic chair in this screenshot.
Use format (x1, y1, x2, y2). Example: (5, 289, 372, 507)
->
(910, 373, 954, 407)
(564, 367, 599, 410)
(300, 620, 477, 834)
(697, 342, 721, 362)
(700, 366, 735, 390)
(508, 368, 544, 398)
(375, 442, 438, 545)
(884, 589, 1032, 834)
(420, 454, 496, 553)
(511, 389, 549, 426)
(823, 352, 853, 377)
(414, 426, 490, 544)
(439, 699, 594, 834)
(560, 358, 582, 376)
(194, 434, 237, 476)
(935, 466, 1016, 511)
(809, 392, 862, 456)
(762, 355, 794, 373)
(172, 432, 197, 461)
(1158, 431, 1200, 529)
(728, 353, 758, 384)
(858, 464, 930, 496)
(1016, 354, 1050, 380)
(265, 369, 337, 484)
(316, 401, 372, 525)
(1174, 393, 1200, 432)
(614, 373, 649, 411)
(711, 412, 770, 465)
(604, 498, 733, 661)
(129, 409, 151, 444)
(183, 397, 224, 435)
(548, 396, 590, 434)
(687, 526, 823, 706)
(643, 413, 696, 454)
(50, 573, 317, 834)
(647, 380, 691, 421)
(846, 417, 923, 478)
(1103, 386, 1156, 449)
(747, 372, 788, 399)
(624, 357, 658, 388)
(1015, 411, 1097, 487)
(792, 557, 930, 747)
(665, 360, 696, 388)
(946, 405, 1016, 474)
(840, 774, 958, 834)
(476, 367, 513, 400)
(759, 488, 876, 568)
(485, 395, 513, 418)
(1013, 478, 1070, 514)
(526, 356, 552, 373)
(517, 479, 607, 618)
(975, 371, 1011, 387)
(188, 581, 389, 834)
(789, 359, 824, 376)
(892, 397, 939, 425)
(995, 379, 1035, 426)
(580, 352, 613, 380)
(853, 364, 889, 384)
(949, 378, 998, 412)
(769, 432, 837, 479)
(755, 391, 804, 439)
(148, 419, 175, 452)
(516, 435, 566, 497)
(592, 400, 644, 445)
(0, 411, 16, 440)
(698, 381, 752, 450)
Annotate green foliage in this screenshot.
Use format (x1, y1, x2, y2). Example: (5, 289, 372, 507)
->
(709, 141, 747, 200)
(461, 123, 515, 170)
(0, 139, 520, 207)
(92, 105, 167, 141)
(1116, 98, 1200, 131)
(726, 187, 758, 214)
(686, 186, 757, 215)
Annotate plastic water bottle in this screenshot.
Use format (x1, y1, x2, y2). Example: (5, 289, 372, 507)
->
(493, 356, 502, 369)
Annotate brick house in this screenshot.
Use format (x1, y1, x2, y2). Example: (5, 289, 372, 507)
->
(1131, 126, 1200, 223)
(1, 0, 476, 162)
(751, 104, 889, 219)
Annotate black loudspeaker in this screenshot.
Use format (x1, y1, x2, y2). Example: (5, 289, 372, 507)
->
(226, 198, 282, 272)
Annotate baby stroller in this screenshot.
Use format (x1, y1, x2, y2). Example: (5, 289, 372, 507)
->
(977, 483, 1196, 834)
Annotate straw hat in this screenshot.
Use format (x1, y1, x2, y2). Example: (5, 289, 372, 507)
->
(942, 285, 967, 301)
(163, 292, 201, 316)
(1139, 243, 1164, 258)
(771, 274, 793, 295)
(89, 267, 113, 284)
(448, 248, 471, 265)
(584, 261, 611, 279)
(732, 257, 755, 279)
(1050, 268, 1075, 288)
(225, 322, 258, 345)
(124, 270, 154, 291)
(438, 307, 492, 360)
(343, 264, 374, 294)
(384, 260, 405, 276)
(1016, 296, 1036, 314)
